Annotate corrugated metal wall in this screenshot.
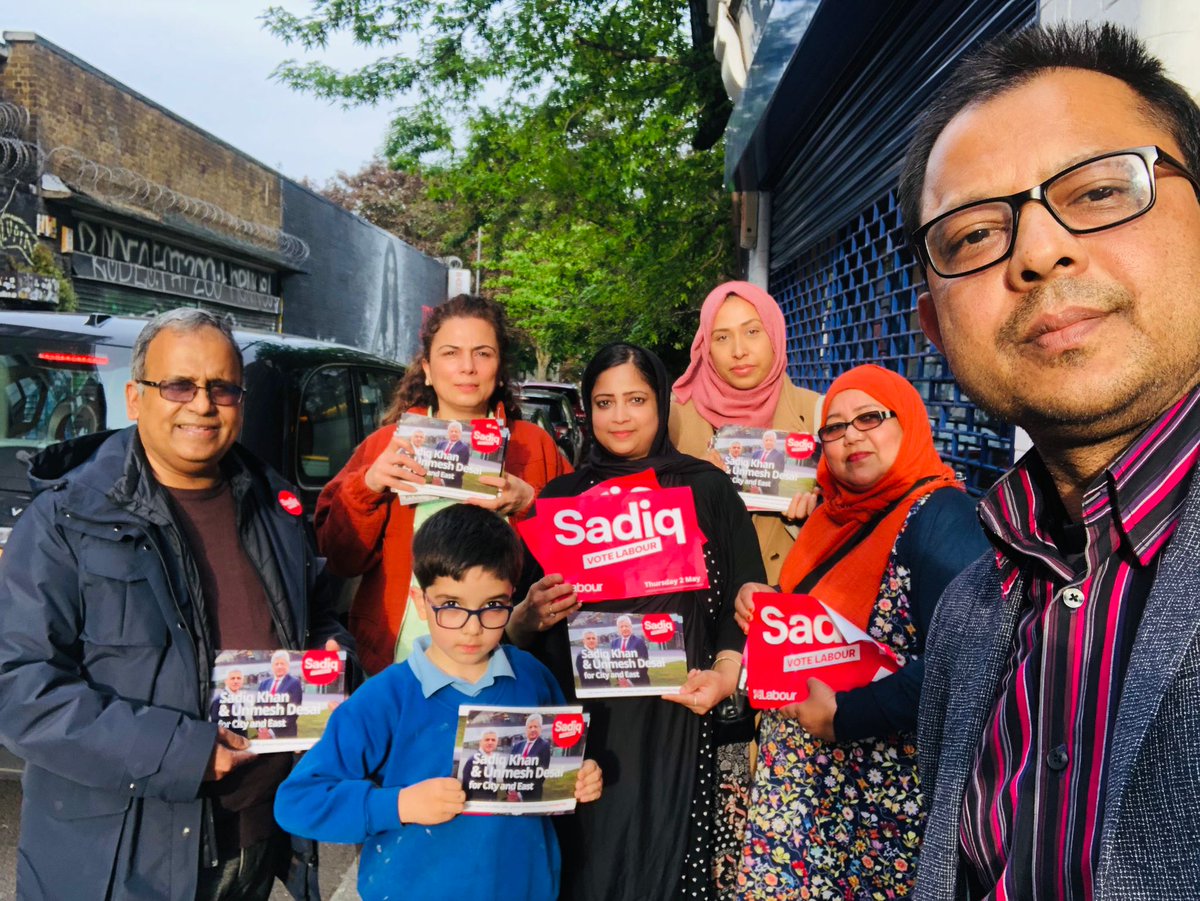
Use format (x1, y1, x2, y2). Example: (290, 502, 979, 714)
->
(769, 0, 1037, 493)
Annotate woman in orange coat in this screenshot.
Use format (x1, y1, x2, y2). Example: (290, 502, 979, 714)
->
(316, 295, 571, 674)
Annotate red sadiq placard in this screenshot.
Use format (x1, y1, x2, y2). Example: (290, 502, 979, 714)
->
(519, 476, 710, 603)
(745, 593, 900, 709)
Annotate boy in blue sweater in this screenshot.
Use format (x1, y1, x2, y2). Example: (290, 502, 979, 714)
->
(275, 505, 602, 900)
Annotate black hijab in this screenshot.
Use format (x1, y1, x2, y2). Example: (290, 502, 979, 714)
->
(578, 343, 715, 481)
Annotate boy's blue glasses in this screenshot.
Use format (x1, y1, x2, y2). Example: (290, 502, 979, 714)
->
(425, 600, 514, 630)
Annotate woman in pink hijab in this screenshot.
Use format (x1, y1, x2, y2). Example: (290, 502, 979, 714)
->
(669, 280, 821, 584)
(669, 281, 821, 896)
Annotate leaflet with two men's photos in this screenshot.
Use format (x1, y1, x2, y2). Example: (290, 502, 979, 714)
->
(567, 610, 687, 698)
(392, 413, 508, 502)
(209, 649, 347, 753)
(453, 705, 590, 815)
(709, 426, 819, 512)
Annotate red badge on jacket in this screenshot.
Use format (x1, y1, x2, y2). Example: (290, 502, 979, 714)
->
(277, 491, 303, 516)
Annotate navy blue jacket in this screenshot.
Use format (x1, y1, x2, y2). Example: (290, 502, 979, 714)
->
(0, 427, 352, 900)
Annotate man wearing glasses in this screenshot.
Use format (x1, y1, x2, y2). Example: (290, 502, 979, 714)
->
(899, 23, 1200, 900)
(0, 308, 352, 900)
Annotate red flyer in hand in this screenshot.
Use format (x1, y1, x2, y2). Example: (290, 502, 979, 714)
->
(519, 480, 710, 603)
(745, 592, 900, 709)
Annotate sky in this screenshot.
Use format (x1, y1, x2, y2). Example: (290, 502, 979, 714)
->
(3, 0, 402, 185)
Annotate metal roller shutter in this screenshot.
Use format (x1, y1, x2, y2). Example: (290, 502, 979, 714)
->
(767, 0, 1036, 493)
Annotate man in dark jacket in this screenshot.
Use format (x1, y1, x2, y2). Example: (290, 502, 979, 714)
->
(0, 308, 353, 901)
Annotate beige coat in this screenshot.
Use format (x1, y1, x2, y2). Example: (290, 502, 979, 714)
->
(668, 380, 822, 584)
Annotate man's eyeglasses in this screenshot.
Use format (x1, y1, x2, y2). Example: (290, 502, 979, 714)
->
(136, 379, 246, 406)
(818, 410, 897, 443)
(426, 600, 514, 630)
(913, 145, 1200, 278)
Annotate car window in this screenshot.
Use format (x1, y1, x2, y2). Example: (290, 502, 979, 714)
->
(297, 366, 356, 484)
(355, 367, 401, 438)
(1, 339, 131, 448)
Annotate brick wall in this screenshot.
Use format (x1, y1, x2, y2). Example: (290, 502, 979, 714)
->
(0, 34, 282, 230)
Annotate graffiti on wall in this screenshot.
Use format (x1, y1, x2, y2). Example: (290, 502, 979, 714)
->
(75, 221, 276, 295)
(72, 254, 280, 314)
(280, 180, 446, 362)
(0, 271, 59, 305)
(0, 184, 36, 264)
(73, 220, 280, 313)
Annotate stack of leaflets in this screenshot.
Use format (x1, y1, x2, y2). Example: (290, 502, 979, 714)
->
(709, 425, 819, 512)
(392, 413, 508, 503)
(209, 649, 348, 753)
(452, 704, 590, 815)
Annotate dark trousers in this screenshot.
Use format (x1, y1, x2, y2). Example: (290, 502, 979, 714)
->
(196, 834, 284, 901)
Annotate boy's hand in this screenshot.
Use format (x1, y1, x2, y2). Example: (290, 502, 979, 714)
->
(574, 760, 603, 803)
(398, 777, 466, 825)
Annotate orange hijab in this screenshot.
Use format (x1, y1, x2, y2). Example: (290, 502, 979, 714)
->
(777, 365, 961, 629)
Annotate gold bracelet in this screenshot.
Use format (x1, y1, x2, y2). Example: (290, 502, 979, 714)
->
(712, 652, 742, 668)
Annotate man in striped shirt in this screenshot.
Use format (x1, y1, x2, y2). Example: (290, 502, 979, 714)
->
(898, 22, 1200, 901)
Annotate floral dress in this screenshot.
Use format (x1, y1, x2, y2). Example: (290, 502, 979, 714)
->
(738, 500, 930, 900)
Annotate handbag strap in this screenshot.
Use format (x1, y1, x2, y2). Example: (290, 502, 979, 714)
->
(791, 476, 939, 594)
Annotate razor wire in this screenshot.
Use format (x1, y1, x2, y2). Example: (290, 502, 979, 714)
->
(44, 146, 310, 263)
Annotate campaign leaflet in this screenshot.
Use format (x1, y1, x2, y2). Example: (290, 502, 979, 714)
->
(209, 649, 347, 753)
(518, 471, 710, 603)
(567, 610, 687, 698)
(744, 593, 900, 710)
(709, 426, 818, 512)
(392, 414, 508, 502)
(453, 705, 590, 815)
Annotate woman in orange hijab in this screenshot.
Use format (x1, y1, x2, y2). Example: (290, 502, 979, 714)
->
(733, 365, 989, 900)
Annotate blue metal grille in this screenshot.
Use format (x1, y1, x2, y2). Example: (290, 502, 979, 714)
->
(771, 188, 1014, 494)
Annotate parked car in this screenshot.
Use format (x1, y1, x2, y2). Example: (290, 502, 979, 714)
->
(0, 310, 405, 557)
(516, 386, 584, 466)
(521, 380, 585, 425)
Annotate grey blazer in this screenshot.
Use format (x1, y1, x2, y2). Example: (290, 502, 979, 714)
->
(916, 476, 1200, 900)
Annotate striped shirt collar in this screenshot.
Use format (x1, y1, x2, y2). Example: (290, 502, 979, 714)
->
(980, 386, 1200, 598)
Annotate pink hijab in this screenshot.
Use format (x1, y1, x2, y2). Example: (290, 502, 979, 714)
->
(671, 280, 788, 429)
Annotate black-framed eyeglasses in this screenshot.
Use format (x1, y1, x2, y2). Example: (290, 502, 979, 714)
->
(913, 145, 1200, 278)
(136, 379, 246, 406)
(818, 410, 897, 443)
(425, 599, 514, 630)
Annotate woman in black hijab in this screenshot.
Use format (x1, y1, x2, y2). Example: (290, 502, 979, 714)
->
(508, 343, 765, 901)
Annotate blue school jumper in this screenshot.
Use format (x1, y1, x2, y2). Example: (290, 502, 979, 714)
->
(275, 638, 565, 901)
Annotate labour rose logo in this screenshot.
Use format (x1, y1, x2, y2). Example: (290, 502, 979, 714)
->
(471, 419, 504, 454)
(641, 613, 676, 644)
(277, 490, 303, 516)
(785, 433, 817, 460)
(301, 650, 342, 686)
(551, 713, 586, 749)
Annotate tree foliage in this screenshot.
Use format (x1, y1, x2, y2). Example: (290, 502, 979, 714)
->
(265, 0, 735, 375)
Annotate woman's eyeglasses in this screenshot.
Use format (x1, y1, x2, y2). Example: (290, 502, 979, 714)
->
(136, 379, 246, 406)
(817, 410, 897, 443)
(426, 600, 514, 630)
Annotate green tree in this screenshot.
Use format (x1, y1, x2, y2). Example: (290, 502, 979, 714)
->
(265, 0, 734, 374)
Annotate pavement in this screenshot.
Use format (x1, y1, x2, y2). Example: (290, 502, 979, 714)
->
(0, 777, 358, 901)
